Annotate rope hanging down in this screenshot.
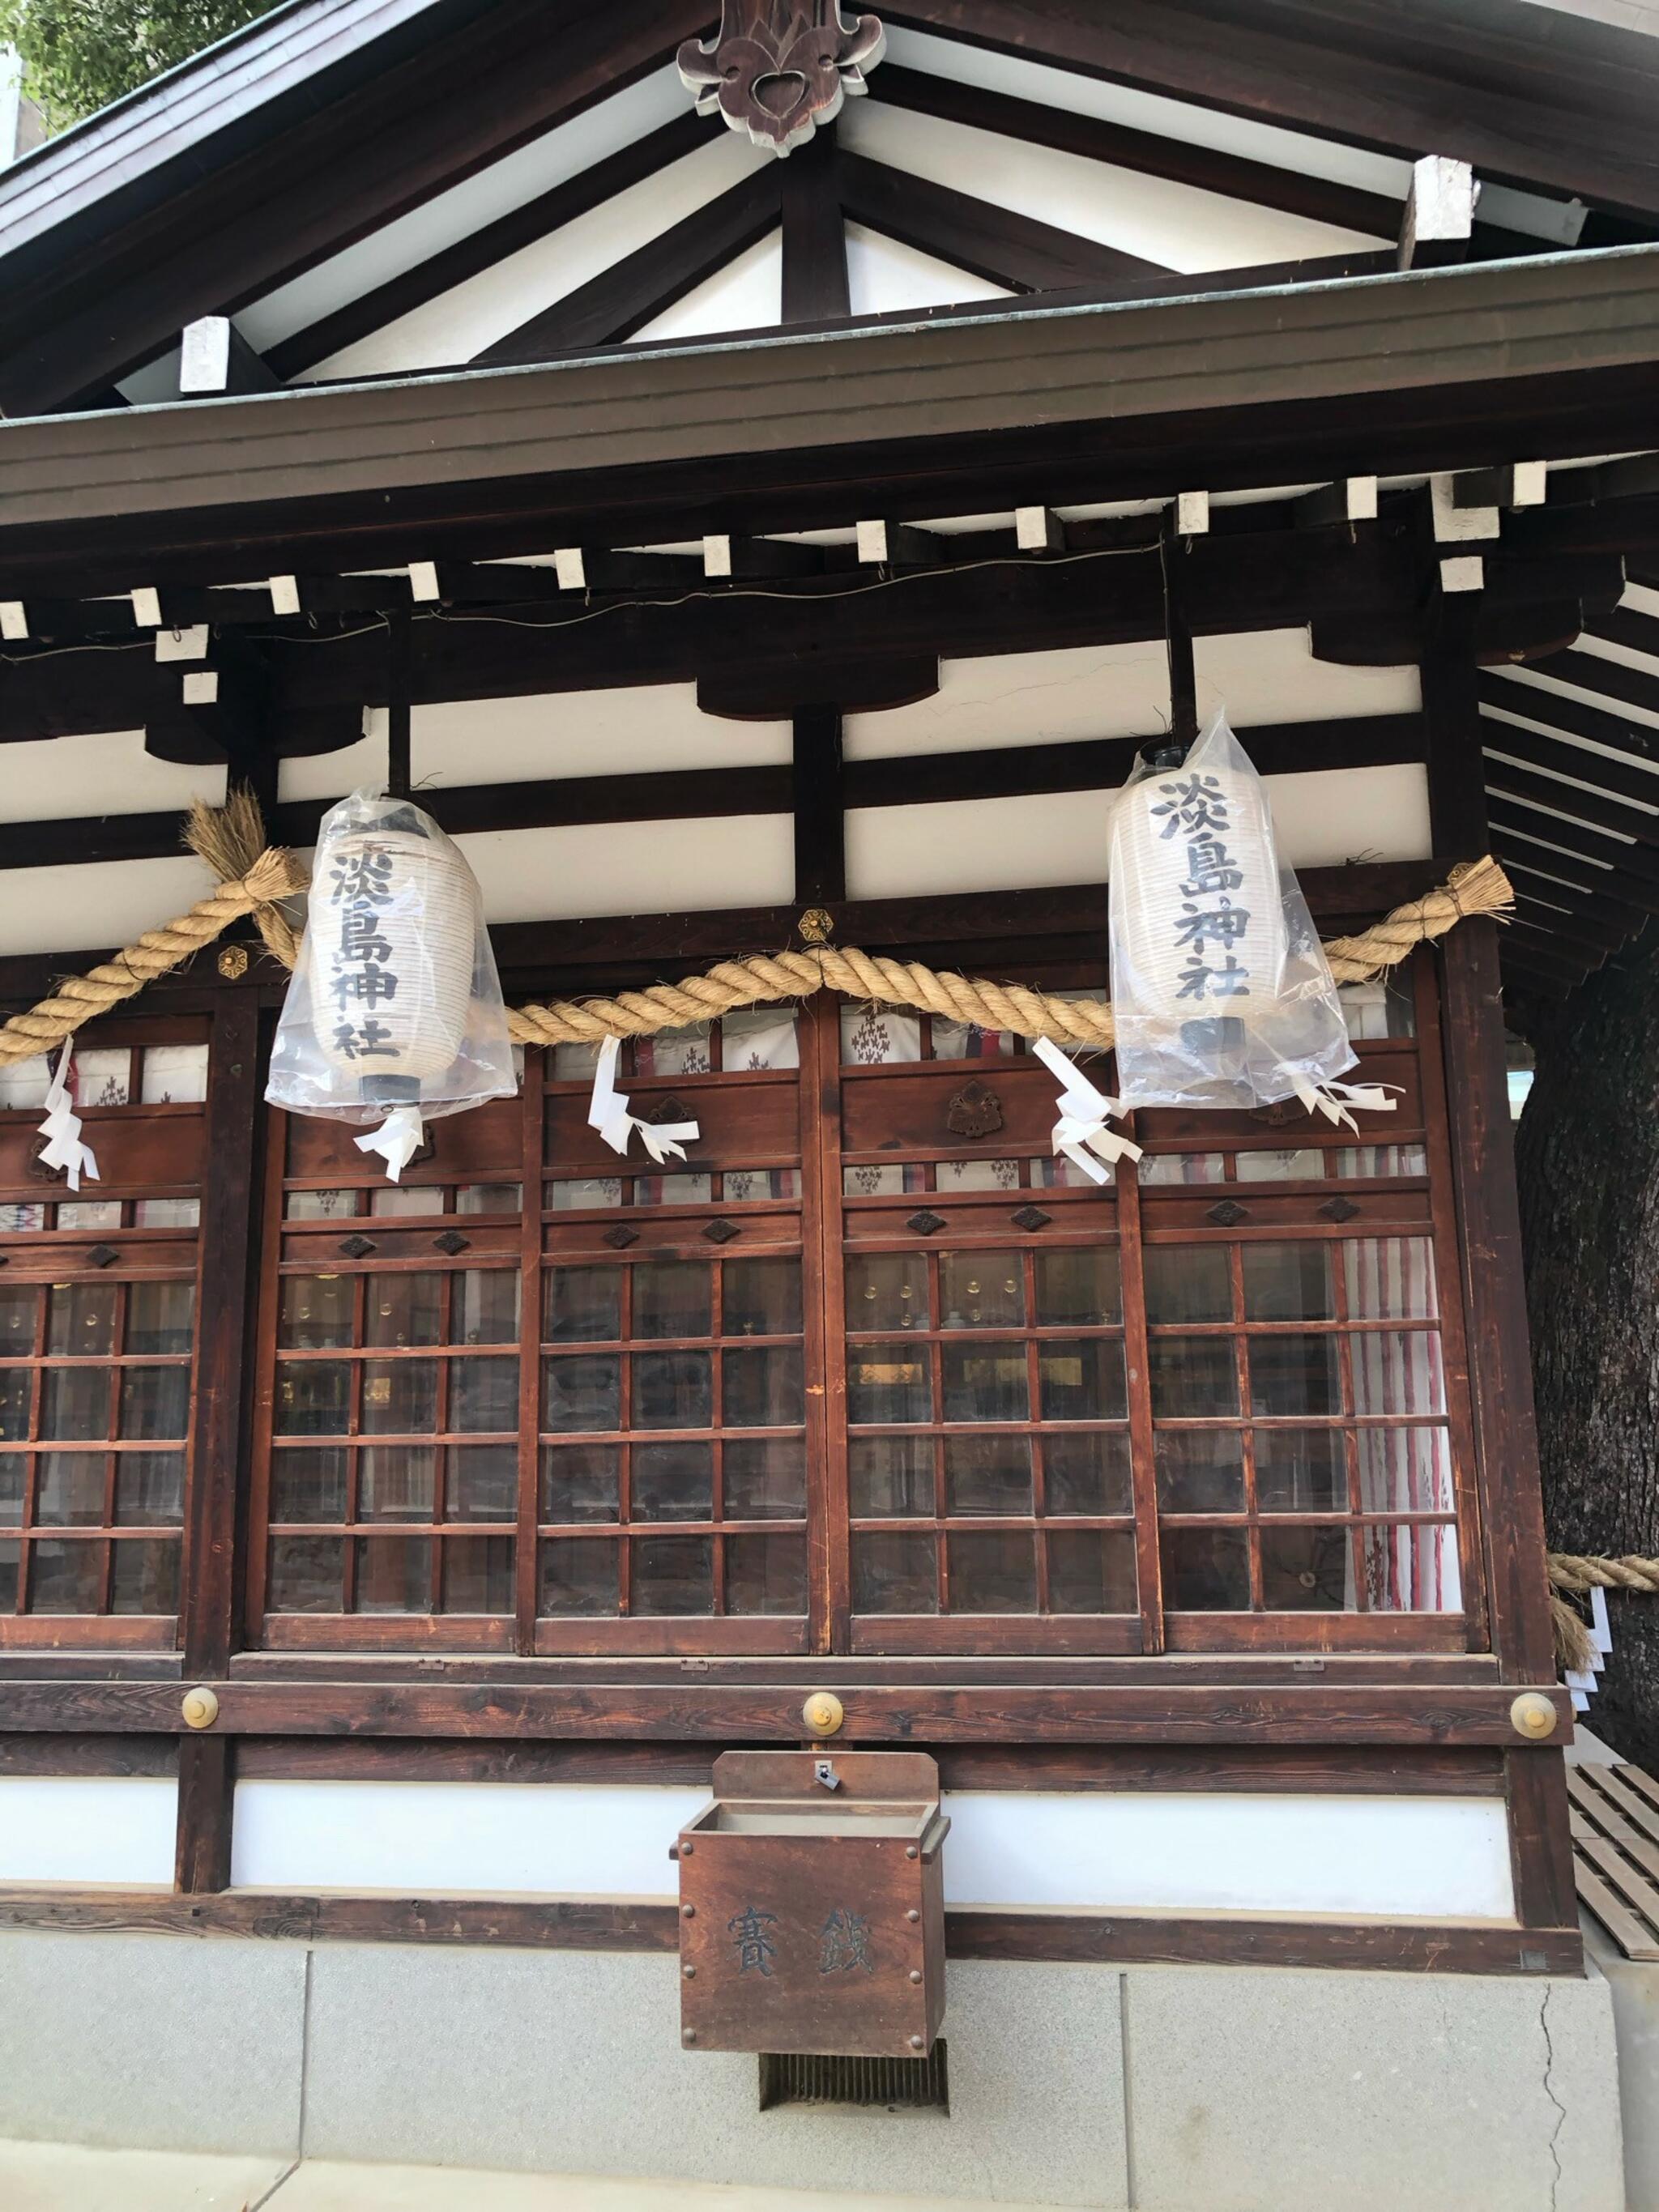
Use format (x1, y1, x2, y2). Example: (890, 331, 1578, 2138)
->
(0, 798, 1510, 1064)
(1549, 1553, 1659, 1673)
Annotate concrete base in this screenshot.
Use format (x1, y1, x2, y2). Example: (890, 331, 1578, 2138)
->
(0, 1931, 1626, 2212)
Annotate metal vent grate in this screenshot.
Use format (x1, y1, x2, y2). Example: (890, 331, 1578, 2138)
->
(759, 2043, 949, 2113)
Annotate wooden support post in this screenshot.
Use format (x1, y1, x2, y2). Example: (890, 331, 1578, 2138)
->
(386, 610, 412, 800)
(793, 710, 846, 906)
(780, 126, 849, 323)
(1162, 513, 1199, 747)
(174, 1735, 235, 1895)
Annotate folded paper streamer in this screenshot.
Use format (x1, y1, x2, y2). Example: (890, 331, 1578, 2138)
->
(587, 1035, 701, 1164)
(1033, 1037, 1142, 1186)
(1287, 1070, 1400, 1135)
(355, 1102, 428, 1183)
(37, 1041, 99, 1192)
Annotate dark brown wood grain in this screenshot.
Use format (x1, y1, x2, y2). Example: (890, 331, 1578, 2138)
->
(1505, 1749, 1579, 1931)
(780, 126, 851, 325)
(173, 1734, 233, 1894)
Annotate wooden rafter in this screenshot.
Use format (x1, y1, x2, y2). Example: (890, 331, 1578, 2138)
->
(780, 127, 852, 323)
(478, 168, 784, 364)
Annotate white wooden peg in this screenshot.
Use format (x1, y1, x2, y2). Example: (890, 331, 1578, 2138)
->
(554, 548, 586, 590)
(156, 624, 209, 663)
(1439, 554, 1485, 594)
(268, 575, 301, 616)
(856, 519, 890, 565)
(180, 316, 232, 394)
(1176, 491, 1209, 536)
(130, 587, 163, 628)
(1510, 461, 1548, 507)
(702, 535, 732, 579)
(1345, 477, 1379, 522)
(1016, 506, 1064, 553)
(407, 560, 441, 603)
(0, 601, 27, 641)
(181, 669, 220, 705)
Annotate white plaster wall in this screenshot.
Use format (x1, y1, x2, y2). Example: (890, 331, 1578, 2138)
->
(0, 855, 213, 956)
(457, 811, 794, 923)
(0, 728, 225, 821)
(228, 1779, 1512, 1919)
(632, 232, 783, 343)
(0, 1777, 177, 1886)
(845, 223, 1010, 316)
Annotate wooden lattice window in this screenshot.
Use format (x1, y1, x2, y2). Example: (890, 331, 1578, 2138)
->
(0, 1019, 209, 1646)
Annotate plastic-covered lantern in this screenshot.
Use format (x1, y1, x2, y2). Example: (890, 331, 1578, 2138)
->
(266, 788, 516, 1176)
(1107, 712, 1390, 1124)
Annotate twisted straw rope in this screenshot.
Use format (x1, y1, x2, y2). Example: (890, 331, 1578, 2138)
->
(1546, 1554, 1659, 1674)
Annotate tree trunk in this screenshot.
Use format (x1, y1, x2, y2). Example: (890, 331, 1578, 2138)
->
(1514, 933, 1659, 1767)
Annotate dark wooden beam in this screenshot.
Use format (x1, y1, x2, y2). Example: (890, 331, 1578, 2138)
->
(1478, 699, 1659, 810)
(173, 1737, 233, 1894)
(1488, 796, 1659, 907)
(792, 710, 846, 905)
(1520, 644, 1659, 722)
(881, 0, 1659, 222)
(1586, 603, 1659, 663)
(869, 63, 1398, 240)
(1501, 855, 1653, 939)
(1480, 671, 1659, 765)
(1484, 749, 1659, 855)
(267, 111, 722, 381)
(838, 149, 1166, 292)
(780, 128, 850, 324)
(478, 168, 783, 364)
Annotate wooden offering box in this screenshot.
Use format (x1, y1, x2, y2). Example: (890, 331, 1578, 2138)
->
(675, 1751, 949, 2057)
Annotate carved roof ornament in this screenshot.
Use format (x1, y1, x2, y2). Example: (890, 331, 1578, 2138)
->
(679, 2, 885, 156)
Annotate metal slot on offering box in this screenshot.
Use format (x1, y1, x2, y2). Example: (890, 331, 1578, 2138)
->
(674, 1751, 949, 2057)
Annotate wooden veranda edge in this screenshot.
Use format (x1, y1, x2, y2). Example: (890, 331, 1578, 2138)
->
(0, 1886, 1582, 1975)
(0, 1680, 1573, 1744)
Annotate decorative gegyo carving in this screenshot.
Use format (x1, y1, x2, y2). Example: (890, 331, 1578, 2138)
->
(679, 2, 885, 156)
(945, 1080, 1004, 1140)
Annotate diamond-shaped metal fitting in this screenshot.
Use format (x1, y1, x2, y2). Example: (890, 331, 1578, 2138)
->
(906, 1209, 947, 1235)
(433, 1230, 470, 1255)
(602, 1225, 639, 1250)
(338, 1234, 377, 1259)
(1206, 1200, 1248, 1227)
(1319, 1196, 1361, 1222)
(702, 1218, 740, 1245)
(1011, 1204, 1052, 1232)
(86, 1244, 121, 1269)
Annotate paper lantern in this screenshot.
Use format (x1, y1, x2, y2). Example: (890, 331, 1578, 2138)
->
(267, 789, 516, 1177)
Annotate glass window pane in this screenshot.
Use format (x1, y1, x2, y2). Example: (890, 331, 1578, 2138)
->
(0, 1285, 39, 1354)
(0, 1202, 46, 1232)
(1362, 1522, 1462, 1613)
(1342, 1238, 1439, 1321)
(1038, 1340, 1127, 1422)
(446, 1444, 516, 1522)
(1047, 1529, 1137, 1614)
(0, 1537, 15, 1609)
(126, 1281, 194, 1356)
(1261, 1525, 1354, 1611)
(119, 1365, 190, 1441)
(847, 1345, 932, 1426)
(58, 1201, 122, 1232)
(134, 1198, 200, 1229)
(455, 1183, 521, 1215)
(1233, 1149, 1325, 1183)
(1357, 1427, 1454, 1515)
(359, 1446, 436, 1522)
(48, 1281, 117, 1357)
(284, 1189, 357, 1221)
(1155, 1431, 1246, 1513)
(852, 1529, 936, 1613)
(722, 1168, 800, 1204)
(109, 1536, 179, 1614)
(113, 1450, 184, 1526)
(547, 1178, 623, 1212)
(632, 1533, 713, 1614)
(945, 1435, 1032, 1516)
(1043, 1430, 1133, 1516)
(723, 1347, 802, 1429)
(540, 1443, 620, 1523)
(43, 1366, 113, 1441)
(0, 1453, 23, 1524)
(633, 1174, 711, 1208)
(723, 1256, 802, 1339)
(370, 1184, 440, 1217)
(727, 1532, 806, 1614)
(28, 1538, 103, 1613)
(278, 1275, 354, 1351)
(723, 1439, 805, 1520)
(633, 1349, 712, 1430)
(455, 1271, 519, 1347)
(1144, 1247, 1231, 1325)
(441, 1534, 514, 1613)
(365, 1274, 441, 1348)
(941, 1344, 1028, 1423)
(849, 1436, 935, 1519)
(1242, 1243, 1334, 1322)
(37, 1453, 105, 1526)
(1034, 1248, 1121, 1328)
(539, 1537, 620, 1616)
(949, 1529, 1035, 1613)
(355, 1535, 432, 1611)
(267, 1532, 344, 1611)
(1149, 1338, 1238, 1419)
(1138, 1153, 1227, 1185)
(1256, 1429, 1347, 1513)
(0, 1369, 31, 1441)
(1334, 1144, 1428, 1180)
(544, 1267, 622, 1344)
(632, 1441, 713, 1522)
(275, 1361, 351, 1435)
(360, 1359, 438, 1436)
(940, 1252, 1024, 1330)
(845, 1253, 929, 1332)
(633, 1261, 711, 1341)
(842, 1008, 920, 1064)
(1162, 1528, 1250, 1609)
(1248, 1336, 1341, 1418)
(271, 1447, 348, 1524)
(450, 1356, 519, 1434)
(1350, 1332, 1447, 1417)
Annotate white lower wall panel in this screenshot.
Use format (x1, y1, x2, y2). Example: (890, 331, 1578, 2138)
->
(0, 1777, 177, 1886)
(0, 855, 213, 956)
(229, 1780, 1512, 1920)
(0, 729, 224, 824)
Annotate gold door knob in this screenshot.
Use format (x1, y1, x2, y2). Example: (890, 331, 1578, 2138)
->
(181, 1686, 220, 1730)
(802, 1691, 845, 1737)
(1509, 1692, 1558, 1741)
